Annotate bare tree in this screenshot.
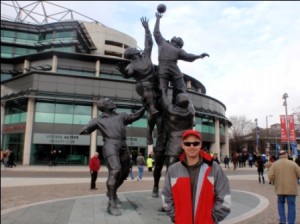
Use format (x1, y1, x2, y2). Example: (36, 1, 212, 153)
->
(229, 115, 255, 152)
(229, 115, 255, 138)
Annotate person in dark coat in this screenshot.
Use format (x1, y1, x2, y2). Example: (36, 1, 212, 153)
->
(7, 149, 16, 168)
(256, 155, 265, 184)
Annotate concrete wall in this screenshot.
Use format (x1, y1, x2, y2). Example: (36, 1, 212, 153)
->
(83, 22, 137, 57)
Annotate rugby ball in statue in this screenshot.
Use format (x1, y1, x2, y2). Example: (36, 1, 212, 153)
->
(157, 4, 166, 13)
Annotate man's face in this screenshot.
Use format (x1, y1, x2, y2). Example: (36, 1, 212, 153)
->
(181, 135, 202, 159)
(98, 98, 116, 111)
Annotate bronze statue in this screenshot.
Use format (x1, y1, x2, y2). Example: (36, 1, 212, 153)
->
(152, 93, 195, 197)
(154, 12, 209, 104)
(79, 97, 145, 216)
(117, 17, 160, 145)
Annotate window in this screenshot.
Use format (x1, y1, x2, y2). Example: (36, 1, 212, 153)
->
(36, 102, 55, 113)
(104, 50, 122, 58)
(35, 102, 92, 124)
(56, 31, 74, 39)
(105, 40, 123, 48)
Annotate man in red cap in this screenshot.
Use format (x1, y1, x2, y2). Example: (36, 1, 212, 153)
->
(161, 129, 231, 224)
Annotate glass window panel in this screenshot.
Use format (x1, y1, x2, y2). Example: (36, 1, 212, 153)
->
(1, 46, 13, 53)
(1, 52, 12, 58)
(36, 102, 55, 112)
(20, 112, 27, 122)
(73, 115, 91, 125)
(54, 46, 75, 53)
(35, 112, 54, 123)
(2, 30, 15, 37)
(1, 73, 12, 81)
(11, 114, 20, 123)
(116, 108, 131, 113)
(195, 124, 202, 132)
(16, 32, 27, 39)
(74, 105, 91, 115)
(202, 125, 209, 133)
(56, 31, 73, 38)
(55, 104, 73, 114)
(28, 49, 37, 54)
(15, 47, 27, 55)
(55, 114, 73, 124)
(131, 118, 147, 128)
(4, 115, 11, 124)
(45, 33, 54, 40)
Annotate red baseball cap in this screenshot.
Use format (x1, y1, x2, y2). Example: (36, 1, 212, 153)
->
(182, 129, 201, 140)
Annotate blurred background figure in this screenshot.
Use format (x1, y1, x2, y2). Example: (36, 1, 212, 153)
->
(146, 153, 154, 172)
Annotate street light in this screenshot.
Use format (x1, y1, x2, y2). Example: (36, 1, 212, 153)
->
(255, 118, 258, 153)
(282, 93, 291, 155)
(266, 114, 273, 145)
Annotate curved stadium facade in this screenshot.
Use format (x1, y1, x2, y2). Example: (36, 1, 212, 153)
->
(1, 1, 231, 165)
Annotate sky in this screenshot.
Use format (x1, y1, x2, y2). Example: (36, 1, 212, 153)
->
(2, 1, 300, 128)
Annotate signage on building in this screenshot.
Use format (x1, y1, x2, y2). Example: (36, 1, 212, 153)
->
(33, 133, 90, 145)
(2, 124, 26, 132)
(97, 136, 150, 146)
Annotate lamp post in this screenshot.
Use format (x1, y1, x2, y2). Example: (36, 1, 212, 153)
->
(266, 114, 273, 146)
(282, 93, 291, 156)
(255, 118, 258, 153)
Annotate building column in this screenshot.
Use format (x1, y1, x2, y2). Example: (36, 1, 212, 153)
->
(90, 102, 98, 156)
(52, 55, 58, 72)
(95, 60, 100, 77)
(210, 118, 220, 158)
(23, 59, 30, 74)
(224, 123, 230, 157)
(1, 102, 5, 146)
(23, 97, 35, 165)
(186, 80, 192, 90)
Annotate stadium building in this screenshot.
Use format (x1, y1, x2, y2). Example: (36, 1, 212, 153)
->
(1, 1, 231, 165)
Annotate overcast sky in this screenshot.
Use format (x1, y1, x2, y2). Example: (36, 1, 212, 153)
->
(2, 1, 300, 128)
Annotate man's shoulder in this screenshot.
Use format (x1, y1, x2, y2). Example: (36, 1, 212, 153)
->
(168, 161, 184, 172)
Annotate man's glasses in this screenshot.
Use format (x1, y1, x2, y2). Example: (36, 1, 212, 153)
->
(183, 141, 201, 147)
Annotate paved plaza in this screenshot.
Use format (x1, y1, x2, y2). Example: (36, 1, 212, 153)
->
(1, 165, 300, 224)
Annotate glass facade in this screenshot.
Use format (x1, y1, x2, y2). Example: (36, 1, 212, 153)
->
(35, 102, 91, 125)
(195, 116, 215, 134)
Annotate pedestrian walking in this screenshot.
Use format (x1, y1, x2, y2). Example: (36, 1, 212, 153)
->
(224, 155, 230, 169)
(213, 153, 220, 165)
(256, 155, 265, 184)
(128, 154, 134, 180)
(146, 153, 154, 172)
(265, 155, 276, 185)
(136, 152, 145, 181)
(268, 150, 300, 224)
(89, 152, 100, 190)
(7, 149, 16, 168)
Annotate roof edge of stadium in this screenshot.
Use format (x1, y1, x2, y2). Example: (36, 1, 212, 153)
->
(1, 1, 106, 26)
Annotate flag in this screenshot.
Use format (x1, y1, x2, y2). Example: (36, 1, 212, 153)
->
(280, 115, 287, 142)
(291, 142, 298, 157)
(276, 144, 281, 156)
(289, 115, 296, 142)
